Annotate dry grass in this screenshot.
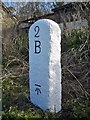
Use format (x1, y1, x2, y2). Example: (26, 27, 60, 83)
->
(2, 28, 90, 119)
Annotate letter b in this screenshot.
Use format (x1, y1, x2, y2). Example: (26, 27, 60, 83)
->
(35, 41, 41, 54)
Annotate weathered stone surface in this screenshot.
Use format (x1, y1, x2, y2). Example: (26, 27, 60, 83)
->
(29, 19, 61, 112)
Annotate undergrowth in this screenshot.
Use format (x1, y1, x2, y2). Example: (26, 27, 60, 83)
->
(2, 28, 90, 120)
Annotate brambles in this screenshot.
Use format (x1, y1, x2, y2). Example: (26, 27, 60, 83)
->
(2, 28, 90, 119)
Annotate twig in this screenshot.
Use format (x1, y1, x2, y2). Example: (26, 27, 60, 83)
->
(64, 66, 90, 99)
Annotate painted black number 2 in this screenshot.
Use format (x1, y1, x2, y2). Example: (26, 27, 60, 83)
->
(34, 26, 40, 38)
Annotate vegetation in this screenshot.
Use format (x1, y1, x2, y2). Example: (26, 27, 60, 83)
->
(2, 27, 90, 119)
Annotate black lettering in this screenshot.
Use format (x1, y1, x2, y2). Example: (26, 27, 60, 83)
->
(35, 84, 41, 87)
(35, 41, 41, 54)
(34, 26, 40, 38)
(35, 84, 41, 95)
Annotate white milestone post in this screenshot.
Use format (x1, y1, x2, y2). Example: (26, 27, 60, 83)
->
(29, 19, 61, 112)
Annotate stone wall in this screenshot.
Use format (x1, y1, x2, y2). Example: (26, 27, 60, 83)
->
(59, 19, 88, 31)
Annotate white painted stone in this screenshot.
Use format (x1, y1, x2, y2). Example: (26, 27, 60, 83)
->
(29, 19, 61, 112)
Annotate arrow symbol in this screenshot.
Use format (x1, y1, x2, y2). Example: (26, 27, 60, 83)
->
(35, 84, 41, 95)
(35, 88, 41, 95)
